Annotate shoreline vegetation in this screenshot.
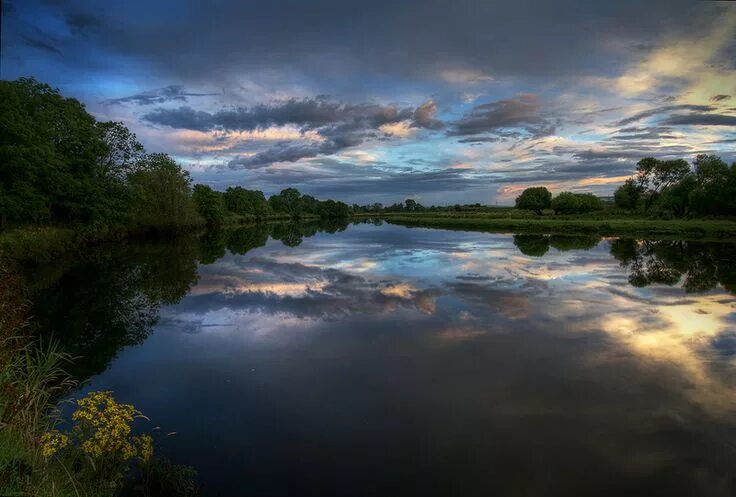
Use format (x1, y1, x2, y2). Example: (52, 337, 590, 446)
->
(0, 253, 202, 496)
(4, 77, 736, 266)
(363, 212, 736, 240)
(5, 211, 736, 267)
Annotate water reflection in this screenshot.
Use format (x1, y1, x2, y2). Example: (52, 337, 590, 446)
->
(28, 222, 736, 496)
(610, 238, 736, 293)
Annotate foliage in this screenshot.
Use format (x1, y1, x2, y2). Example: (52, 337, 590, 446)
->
(0, 78, 107, 226)
(551, 192, 603, 214)
(222, 186, 270, 218)
(1, 340, 75, 433)
(266, 188, 350, 219)
(128, 154, 201, 231)
(614, 178, 643, 210)
(32, 390, 155, 494)
(689, 154, 736, 216)
(610, 238, 736, 293)
(515, 187, 552, 214)
(634, 157, 691, 211)
(192, 184, 225, 226)
(655, 174, 695, 216)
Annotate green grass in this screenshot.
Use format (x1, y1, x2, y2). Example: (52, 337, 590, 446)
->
(0, 227, 78, 265)
(373, 213, 736, 239)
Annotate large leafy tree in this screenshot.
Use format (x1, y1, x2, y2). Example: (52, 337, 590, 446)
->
(128, 154, 200, 230)
(269, 188, 302, 216)
(0, 78, 109, 225)
(634, 157, 690, 211)
(515, 187, 551, 214)
(97, 121, 146, 181)
(222, 186, 270, 217)
(689, 154, 736, 215)
(614, 178, 643, 211)
(193, 184, 226, 225)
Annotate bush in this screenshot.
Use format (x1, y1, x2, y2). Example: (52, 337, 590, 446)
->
(515, 187, 552, 214)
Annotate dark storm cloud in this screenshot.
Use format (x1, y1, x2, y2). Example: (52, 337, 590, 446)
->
(710, 95, 731, 102)
(614, 105, 715, 126)
(64, 13, 102, 36)
(661, 114, 736, 126)
(103, 85, 218, 106)
(21, 35, 62, 56)
(21, 0, 713, 85)
(449, 94, 557, 139)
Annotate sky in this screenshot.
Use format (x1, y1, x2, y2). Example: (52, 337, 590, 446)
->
(2, 0, 736, 205)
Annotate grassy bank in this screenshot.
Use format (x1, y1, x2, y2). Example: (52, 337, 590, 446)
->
(369, 213, 736, 239)
(0, 256, 201, 496)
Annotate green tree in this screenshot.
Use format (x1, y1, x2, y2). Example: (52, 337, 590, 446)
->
(655, 174, 696, 216)
(97, 121, 146, 181)
(614, 178, 642, 211)
(575, 193, 603, 212)
(269, 188, 302, 216)
(515, 187, 551, 214)
(128, 154, 199, 230)
(635, 157, 690, 211)
(222, 186, 270, 217)
(551, 192, 580, 214)
(689, 155, 733, 215)
(192, 184, 225, 226)
(0, 78, 109, 225)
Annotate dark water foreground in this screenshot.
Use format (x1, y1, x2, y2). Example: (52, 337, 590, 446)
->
(26, 220, 736, 496)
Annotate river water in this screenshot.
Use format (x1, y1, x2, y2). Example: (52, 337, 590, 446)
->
(29, 220, 736, 496)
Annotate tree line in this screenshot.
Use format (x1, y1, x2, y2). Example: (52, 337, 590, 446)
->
(612, 155, 736, 217)
(511, 155, 736, 217)
(0, 78, 350, 232)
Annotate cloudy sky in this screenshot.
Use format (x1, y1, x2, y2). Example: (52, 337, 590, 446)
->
(2, 0, 735, 205)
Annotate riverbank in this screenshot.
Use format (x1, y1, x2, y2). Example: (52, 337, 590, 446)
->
(0, 213, 314, 265)
(364, 213, 736, 240)
(6, 211, 736, 267)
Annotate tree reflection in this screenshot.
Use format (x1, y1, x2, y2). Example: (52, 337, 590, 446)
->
(609, 239, 736, 293)
(27, 219, 351, 381)
(28, 237, 200, 380)
(513, 234, 601, 256)
(269, 219, 348, 248)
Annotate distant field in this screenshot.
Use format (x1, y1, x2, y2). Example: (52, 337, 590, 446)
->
(360, 212, 736, 239)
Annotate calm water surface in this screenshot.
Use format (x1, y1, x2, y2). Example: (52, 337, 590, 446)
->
(29, 221, 736, 496)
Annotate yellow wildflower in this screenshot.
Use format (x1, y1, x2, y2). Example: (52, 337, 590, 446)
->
(134, 434, 153, 462)
(40, 430, 69, 458)
(71, 391, 148, 462)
